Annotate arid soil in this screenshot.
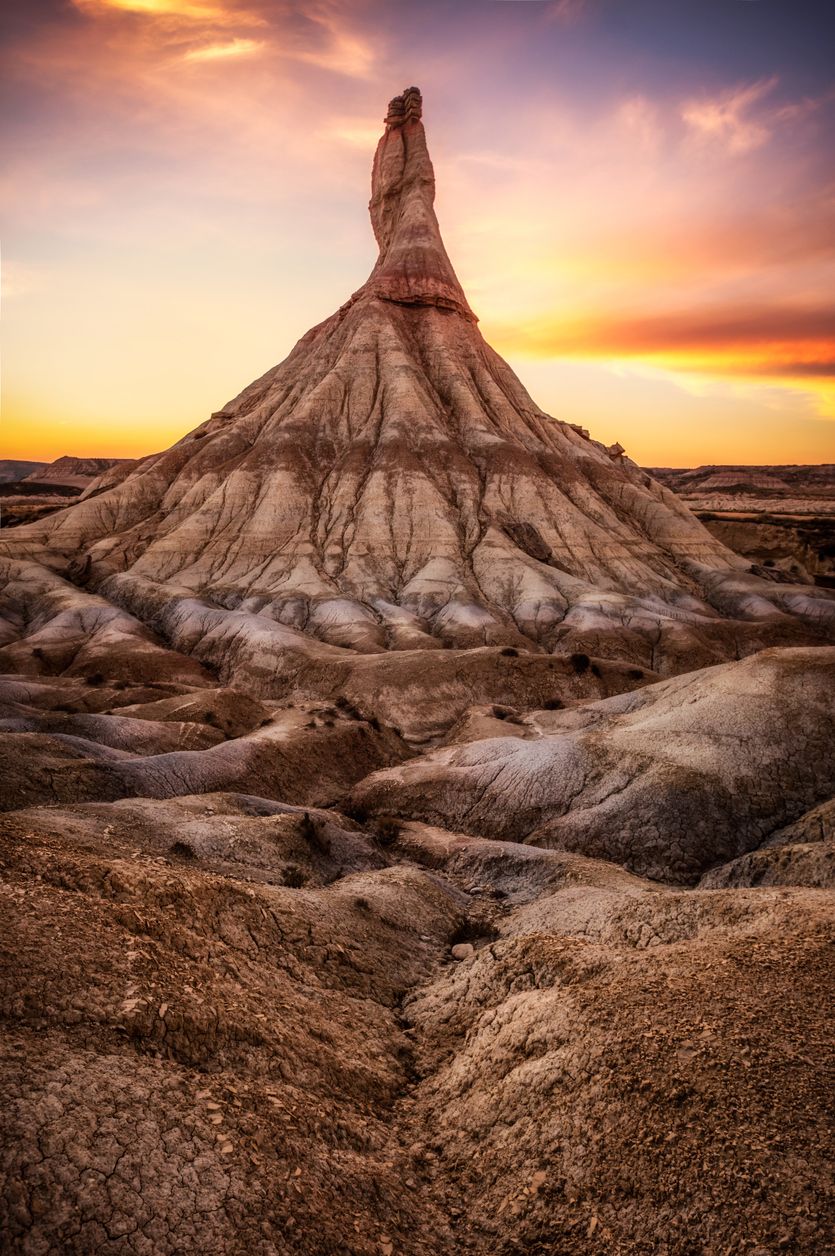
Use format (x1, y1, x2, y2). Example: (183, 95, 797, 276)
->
(1, 89, 834, 1254)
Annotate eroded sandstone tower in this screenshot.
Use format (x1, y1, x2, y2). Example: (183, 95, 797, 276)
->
(4, 87, 834, 676)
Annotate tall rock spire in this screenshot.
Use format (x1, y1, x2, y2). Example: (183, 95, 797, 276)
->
(361, 87, 476, 320)
(2, 87, 833, 678)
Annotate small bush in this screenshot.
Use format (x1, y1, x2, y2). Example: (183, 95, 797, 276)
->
(628, 668, 644, 680)
(542, 697, 564, 710)
(590, 663, 602, 678)
(31, 647, 45, 659)
(343, 800, 369, 824)
(500, 646, 519, 658)
(169, 841, 196, 861)
(299, 811, 330, 855)
(374, 815, 401, 847)
(283, 865, 307, 888)
(85, 672, 105, 687)
(569, 651, 590, 674)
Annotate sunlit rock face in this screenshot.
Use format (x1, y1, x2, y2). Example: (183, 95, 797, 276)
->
(3, 87, 833, 680)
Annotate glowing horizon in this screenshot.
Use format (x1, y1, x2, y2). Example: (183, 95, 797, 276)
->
(2, 0, 834, 465)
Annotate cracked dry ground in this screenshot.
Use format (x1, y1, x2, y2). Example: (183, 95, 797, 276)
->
(2, 782, 834, 1255)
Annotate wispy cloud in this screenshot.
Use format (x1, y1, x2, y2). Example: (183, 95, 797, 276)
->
(491, 301, 835, 387)
(73, 0, 255, 24)
(183, 36, 263, 61)
(682, 76, 778, 154)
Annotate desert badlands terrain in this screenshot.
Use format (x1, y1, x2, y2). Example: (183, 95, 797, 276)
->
(1, 89, 834, 1255)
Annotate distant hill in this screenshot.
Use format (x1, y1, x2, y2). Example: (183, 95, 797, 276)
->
(21, 456, 128, 490)
(0, 460, 48, 484)
(650, 465, 835, 498)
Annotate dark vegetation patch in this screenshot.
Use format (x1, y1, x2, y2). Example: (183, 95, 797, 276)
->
(169, 841, 197, 861)
(372, 815, 401, 847)
(450, 920, 501, 948)
(299, 812, 331, 855)
(342, 800, 369, 824)
(282, 864, 307, 888)
(570, 652, 591, 674)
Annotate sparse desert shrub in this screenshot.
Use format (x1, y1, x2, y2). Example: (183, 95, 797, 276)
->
(169, 841, 196, 861)
(570, 651, 591, 674)
(628, 668, 644, 680)
(31, 647, 45, 659)
(591, 662, 602, 678)
(543, 697, 564, 710)
(500, 646, 519, 658)
(354, 896, 370, 911)
(204, 711, 219, 726)
(373, 815, 401, 847)
(299, 812, 331, 854)
(343, 800, 369, 824)
(336, 696, 363, 720)
(282, 864, 306, 888)
(85, 672, 105, 687)
(367, 716, 381, 732)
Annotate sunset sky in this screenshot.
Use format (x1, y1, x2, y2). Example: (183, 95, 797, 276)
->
(2, 0, 834, 465)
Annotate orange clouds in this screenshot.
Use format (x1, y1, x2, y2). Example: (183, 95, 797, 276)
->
(3, 1, 835, 464)
(183, 36, 264, 60)
(492, 301, 835, 387)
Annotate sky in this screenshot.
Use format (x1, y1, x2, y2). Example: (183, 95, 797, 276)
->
(2, 0, 834, 466)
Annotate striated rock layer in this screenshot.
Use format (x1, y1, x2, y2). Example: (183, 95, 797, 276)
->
(2, 88, 833, 681)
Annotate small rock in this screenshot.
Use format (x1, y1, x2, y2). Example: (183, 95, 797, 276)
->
(451, 943, 474, 961)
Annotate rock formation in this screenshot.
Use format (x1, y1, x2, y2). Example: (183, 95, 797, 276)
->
(1, 88, 834, 1255)
(2, 89, 834, 676)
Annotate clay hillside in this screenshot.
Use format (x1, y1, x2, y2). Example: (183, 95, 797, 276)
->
(1, 89, 834, 1256)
